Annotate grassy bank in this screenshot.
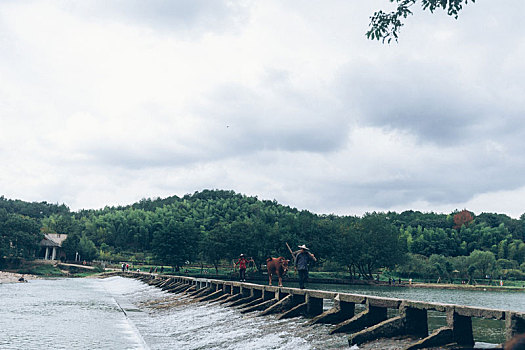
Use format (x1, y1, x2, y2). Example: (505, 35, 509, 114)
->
(4, 261, 102, 278)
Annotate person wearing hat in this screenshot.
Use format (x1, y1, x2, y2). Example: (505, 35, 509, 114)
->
(295, 245, 317, 289)
(234, 254, 253, 282)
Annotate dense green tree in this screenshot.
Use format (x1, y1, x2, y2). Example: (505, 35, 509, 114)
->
(333, 221, 360, 278)
(151, 218, 200, 269)
(41, 214, 81, 236)
(407, 226, 460, 256)
(0, 209, 41, 263)
(429, 254, 454, 282)
(396, 253, 429, 279)
(201, 224, 230, 273)
(468, 249, 496, 280)
(61, 233, 81, 261)
(351, 213, 405, 279)
(497, 258, 518, 271)
(61, 233, 97, 261)
(78, 234, 98, 261)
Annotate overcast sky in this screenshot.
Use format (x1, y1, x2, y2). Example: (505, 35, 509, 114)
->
(1, 0, 525, 217)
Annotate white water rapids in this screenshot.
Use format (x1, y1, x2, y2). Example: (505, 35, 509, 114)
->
(2, 275, 516, 349)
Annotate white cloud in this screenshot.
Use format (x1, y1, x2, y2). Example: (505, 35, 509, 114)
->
(1, 0, 525, 218)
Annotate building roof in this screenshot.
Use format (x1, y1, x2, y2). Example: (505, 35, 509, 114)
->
(40, 233, 68, 247)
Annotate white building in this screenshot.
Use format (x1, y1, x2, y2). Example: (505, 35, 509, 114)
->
(39, 233, 68, 261)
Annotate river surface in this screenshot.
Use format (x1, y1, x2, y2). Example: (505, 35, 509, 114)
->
(0, 276, 522, 349)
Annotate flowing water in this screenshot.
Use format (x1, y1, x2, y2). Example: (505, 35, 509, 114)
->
(0, 276, 522, 349)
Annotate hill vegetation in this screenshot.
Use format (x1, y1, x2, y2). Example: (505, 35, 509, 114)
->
(2, 190, 525, 283)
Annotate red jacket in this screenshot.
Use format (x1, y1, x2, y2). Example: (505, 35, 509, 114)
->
(236, 257, 248, 269)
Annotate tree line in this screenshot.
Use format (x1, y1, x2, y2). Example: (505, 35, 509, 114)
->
(2, 190, 525, 282)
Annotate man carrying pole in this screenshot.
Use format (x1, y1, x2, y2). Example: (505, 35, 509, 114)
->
(294, 244, 317, 289)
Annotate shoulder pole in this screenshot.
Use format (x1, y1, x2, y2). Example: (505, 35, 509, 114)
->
(286, 242, 297, 262)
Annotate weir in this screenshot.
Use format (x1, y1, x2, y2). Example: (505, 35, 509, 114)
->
(114, 272, 524, 349)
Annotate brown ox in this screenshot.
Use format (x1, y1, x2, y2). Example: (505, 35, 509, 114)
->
(266, 257, 289, 287)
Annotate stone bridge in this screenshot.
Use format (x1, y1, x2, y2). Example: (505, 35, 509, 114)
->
(114, 272, 525, 349)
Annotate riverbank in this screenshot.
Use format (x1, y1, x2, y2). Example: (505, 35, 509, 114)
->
(0, 260, 105, 282)
(408, 281, 525, 292)
(0, 270, 39, 283)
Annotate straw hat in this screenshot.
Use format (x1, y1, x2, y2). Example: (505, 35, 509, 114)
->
(298, 244, 309, 250)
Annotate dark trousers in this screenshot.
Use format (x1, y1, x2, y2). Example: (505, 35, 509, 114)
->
(298, 269, 308, 289)
(239, 268, 246, 281)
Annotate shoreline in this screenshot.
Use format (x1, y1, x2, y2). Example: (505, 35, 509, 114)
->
(405, 281, 525, 292)
(0, 270, 40, 284)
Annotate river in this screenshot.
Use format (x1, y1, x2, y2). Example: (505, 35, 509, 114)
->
(1, 276, 521, 349)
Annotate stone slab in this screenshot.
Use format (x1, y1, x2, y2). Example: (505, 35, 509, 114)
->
(366, 296, 402, 309)
(338, 293, 366, 304)
(402, 300, 450, 312)
(454, 305, 505, 320)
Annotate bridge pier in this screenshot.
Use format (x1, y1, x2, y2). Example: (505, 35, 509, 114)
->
(158, 278, 173, 289)
(238, 287, 282, 314)
(263, 289, 275, 301)
(259, 294, 293, 316)
(405, 326, 454, 350)
(162, 280, 179, 290)
(306, 294, 323, 317)
(448, 309, 474, 347)
(232, 285, 241, 295)
(224, 284, 232, 294)
(209, 293, 231, 303)
(220, 293, 243, 304)
(349, 304, 427, 346)
(331, 304, 388, 334)
(227, 287, 257, 307)
(169, 283, 189, 293)
(306, 294, 356, 326)
(172, 283, 192, 293)
(506, 311, 525, 341)
(190, 286, 212, 298)
(238, 297, 264, 309)
(237, 289, 263, 309)
(228, 295, 256, 307)
(164, 280, 181, 291)
(181, 285, 196, 295)
(241, 298, 278, 314)
(404, 307, 428, 337)
(198, 289, 223, 302)
(277, 294, 307, 319)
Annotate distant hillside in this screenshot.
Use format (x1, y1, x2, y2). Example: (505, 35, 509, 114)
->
(3, 190, 525, 282)
(0, 195, 70, 219)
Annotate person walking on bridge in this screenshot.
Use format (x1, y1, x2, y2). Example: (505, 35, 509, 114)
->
(234, 254, 253, 282)
(295, 245, 317, 289)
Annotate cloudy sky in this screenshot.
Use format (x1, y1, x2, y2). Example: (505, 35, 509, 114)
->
(1, 0, 525, 217)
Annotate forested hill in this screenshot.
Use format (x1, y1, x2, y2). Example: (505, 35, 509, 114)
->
(2, 190, 525, 282)
(75, 189, 288, 215)
(0, 196, 70, 219)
